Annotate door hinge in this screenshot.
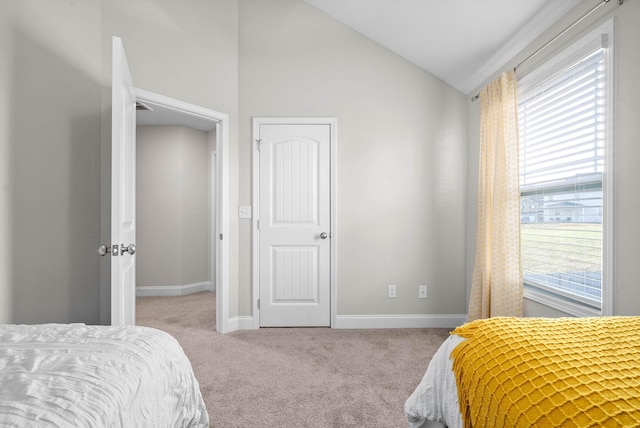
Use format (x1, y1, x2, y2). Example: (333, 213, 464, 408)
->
(257, 219, 260, 230)
(219, 233, 223, 240)
(257, 299, 260, 310)
(256, 139, 263, 151)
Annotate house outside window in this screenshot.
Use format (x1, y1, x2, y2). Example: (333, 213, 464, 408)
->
(517, 21, 614, 316)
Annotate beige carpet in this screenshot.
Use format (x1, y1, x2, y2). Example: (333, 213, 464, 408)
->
(136, 292, 449, 428)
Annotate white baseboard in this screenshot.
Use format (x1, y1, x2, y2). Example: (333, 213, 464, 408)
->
(226, 316, 256, 332)
(136, 281, 213, 297)
(334, 314, 468, 329)
(219, 314, 468, 333)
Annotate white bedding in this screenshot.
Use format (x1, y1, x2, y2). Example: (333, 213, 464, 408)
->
(404, 335, 464, 428)
(0, 324, 209, 428)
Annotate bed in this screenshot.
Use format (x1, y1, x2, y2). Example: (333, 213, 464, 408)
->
(405, 316, 640, 428)
(0, 323, 209, 428)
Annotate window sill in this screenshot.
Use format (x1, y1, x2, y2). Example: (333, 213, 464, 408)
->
(524, 288, 602, 318)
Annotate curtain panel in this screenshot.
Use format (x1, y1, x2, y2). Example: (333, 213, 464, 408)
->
(468, 70, 523, 321)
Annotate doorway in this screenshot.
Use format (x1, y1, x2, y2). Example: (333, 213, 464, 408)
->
(108, 38, 231, 333)
(133, 89, 230, 333)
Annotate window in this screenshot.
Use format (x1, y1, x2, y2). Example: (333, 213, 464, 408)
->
(517, 21, 613, 316)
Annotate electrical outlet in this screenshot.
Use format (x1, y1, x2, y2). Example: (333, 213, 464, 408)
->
(388, 284, 397, 298)
(419, 285, 428, 299)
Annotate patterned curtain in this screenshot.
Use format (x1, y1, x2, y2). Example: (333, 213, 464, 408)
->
(468, 70, 523, 321)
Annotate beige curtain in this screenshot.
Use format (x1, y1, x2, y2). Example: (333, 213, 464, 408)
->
(468, 70, 523, 321)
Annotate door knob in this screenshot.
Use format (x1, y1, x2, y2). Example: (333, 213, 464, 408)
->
(320, 232, 328, 239)
(121, 243, 136, 256)
(97, 244, 118, 256)
(97, 244, 135, 256)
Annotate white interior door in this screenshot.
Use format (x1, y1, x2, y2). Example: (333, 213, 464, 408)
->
(258, 123, 331, 327)
(111, 37, 136, 326)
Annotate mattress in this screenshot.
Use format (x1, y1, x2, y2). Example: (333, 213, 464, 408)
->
(0, 323, 209, 428)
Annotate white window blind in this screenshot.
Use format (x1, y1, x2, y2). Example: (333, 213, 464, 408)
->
(518, 47, 605, 310)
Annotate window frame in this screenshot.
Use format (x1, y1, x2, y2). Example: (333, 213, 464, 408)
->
(517, 19, 614, 317)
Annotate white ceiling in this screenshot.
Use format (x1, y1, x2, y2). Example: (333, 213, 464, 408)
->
(303, 0, 581, 94)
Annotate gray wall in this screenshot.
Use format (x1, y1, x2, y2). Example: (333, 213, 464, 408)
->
(136, 125, 210, 289)
(239, 0, 469, 317)
(466, 0, 640, 316)
(0, 0, 239, 324)
(0, 1, 102, 323)
(102, 0, 471, 322)
(0, 0, 469, 324)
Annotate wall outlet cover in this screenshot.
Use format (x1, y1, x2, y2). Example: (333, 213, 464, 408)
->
(419, 285, 428, 299)
(388, 284, 397, 298)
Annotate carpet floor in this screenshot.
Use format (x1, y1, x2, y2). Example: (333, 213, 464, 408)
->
(136, 291, 449, 428)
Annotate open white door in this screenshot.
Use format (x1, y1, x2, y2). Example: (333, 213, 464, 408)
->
(111, 37, 137, 326)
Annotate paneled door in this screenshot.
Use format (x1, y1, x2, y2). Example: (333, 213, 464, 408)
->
(257, 122, 331, 327)
(110, 37, 137, 326)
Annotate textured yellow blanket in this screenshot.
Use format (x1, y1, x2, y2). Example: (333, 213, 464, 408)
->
(451, 317, 640, 428)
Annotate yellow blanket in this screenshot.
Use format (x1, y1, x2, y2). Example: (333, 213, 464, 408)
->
(451, 317, 640, 428)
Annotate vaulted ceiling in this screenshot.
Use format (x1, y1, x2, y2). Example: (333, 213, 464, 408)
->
(303, 0, 582, 94)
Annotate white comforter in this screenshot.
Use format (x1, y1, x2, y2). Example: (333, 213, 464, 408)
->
(0, 324, 209, 428)
(404, 335, 465, 428)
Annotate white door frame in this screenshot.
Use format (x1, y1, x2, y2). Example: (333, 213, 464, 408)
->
(132, 89, 231, 334)
(210, 151, 217, 293)
(251, 117, 337, 329)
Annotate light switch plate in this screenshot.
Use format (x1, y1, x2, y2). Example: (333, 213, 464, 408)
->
(238, 205, 252, 219)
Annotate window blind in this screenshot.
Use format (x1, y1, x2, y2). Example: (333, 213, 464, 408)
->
(518, 48, 605, 309)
